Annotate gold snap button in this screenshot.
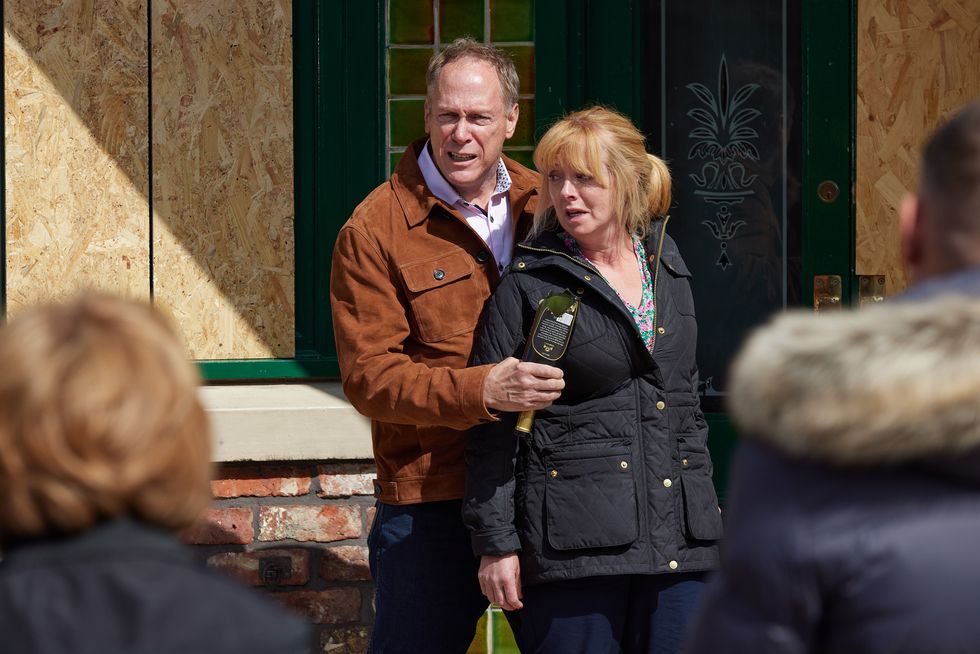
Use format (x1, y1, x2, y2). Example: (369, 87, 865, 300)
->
(668, 560, 679, 570)
(550, 469, 558, 478)
(583, 274, 592, 281)
(516, 261, 526, 269)
(576, 287, 584, 295)
(620, 461, 628, 469)
(663, 478, 672, 488)
(656, 401, 665, 410)
(657, 327, 665, 334)
(648, 255, 656, 263)
(681, 458, 689, 466)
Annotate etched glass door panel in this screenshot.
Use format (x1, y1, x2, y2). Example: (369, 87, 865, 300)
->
(643, 0, 802, 411)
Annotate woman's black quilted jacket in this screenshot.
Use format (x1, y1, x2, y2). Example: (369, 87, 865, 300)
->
(463, 221, 721, 586)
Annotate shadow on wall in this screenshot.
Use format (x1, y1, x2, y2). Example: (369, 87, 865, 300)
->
(3, 0, 295, 359)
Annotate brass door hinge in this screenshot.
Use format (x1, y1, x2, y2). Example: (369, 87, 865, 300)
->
(813, 275, 842, 312)
(858, 275, 886, 307)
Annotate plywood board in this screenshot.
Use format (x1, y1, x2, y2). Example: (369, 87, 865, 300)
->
(151, 0, 295, 359)
(4, 0, 150, 310)
(856, 0, 980, 295)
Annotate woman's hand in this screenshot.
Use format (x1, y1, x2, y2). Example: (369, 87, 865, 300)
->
(478, 553, 523, 610)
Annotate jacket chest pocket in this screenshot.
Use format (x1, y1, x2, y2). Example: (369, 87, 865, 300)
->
(659, 250, 696, 317)
(399, 251, 481, 343)
(544, 445, 638, 551)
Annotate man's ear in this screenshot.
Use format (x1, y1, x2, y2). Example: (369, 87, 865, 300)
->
(504, 102, 519, 139)
(899, 192, 923, 276)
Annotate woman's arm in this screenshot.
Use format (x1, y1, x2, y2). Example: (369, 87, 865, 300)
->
(462, 276, 528, 559)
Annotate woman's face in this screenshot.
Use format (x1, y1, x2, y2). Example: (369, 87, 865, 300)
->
(547, 160, 620, 247)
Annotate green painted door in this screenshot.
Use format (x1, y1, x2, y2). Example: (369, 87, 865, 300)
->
(536, 0, 855, 495)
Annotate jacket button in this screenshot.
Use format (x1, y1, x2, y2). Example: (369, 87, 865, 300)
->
(668, 560, 679, 570)
(681, 458, 689, 467)
(620, 461, 629, 469)
(656, 401, 666, 410)
(663, 478, 672, 488)
(583, 274, 592, 281)
(475, 250, 489, 263)
(576, 287, 584, 295)
(648, 255, 656, 263)
(657, 327, 665, 334)
(517, 261, 526, 269)
(433, 268, 445, 280)
(550, 469, 558, 478)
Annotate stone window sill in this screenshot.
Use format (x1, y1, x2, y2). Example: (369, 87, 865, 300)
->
(199, 383, 372, 462)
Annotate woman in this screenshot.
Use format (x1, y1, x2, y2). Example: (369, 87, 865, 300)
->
(463, 106, 721, 653)
(0, 293, 309, 654)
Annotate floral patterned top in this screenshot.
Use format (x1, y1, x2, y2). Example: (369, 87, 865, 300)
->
(560, 231, 657, 354)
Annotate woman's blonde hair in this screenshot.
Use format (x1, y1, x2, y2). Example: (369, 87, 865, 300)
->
(531, 106, 671, 239)
(0, 293, 212, 539)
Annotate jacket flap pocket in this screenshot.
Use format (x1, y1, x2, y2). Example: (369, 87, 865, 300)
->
(400, 251, 473, 293)
(545, 448, 638, 551)
(679, 473, 723, 541)
(661, 249, 692, 278)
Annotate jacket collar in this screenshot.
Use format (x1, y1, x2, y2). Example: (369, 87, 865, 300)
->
(729, 295, 980, 469)
(2, 518, 190, 566)
(391, 138, 538, 228)
(514, 218, 671, 275)
(513, 223, 671, 347)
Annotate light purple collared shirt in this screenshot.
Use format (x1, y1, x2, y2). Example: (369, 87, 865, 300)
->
(418, 141, 514, 273)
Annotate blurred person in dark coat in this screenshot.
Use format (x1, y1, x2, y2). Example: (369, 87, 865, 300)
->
(0, 293, 310, 654)
(685, 100, 980, 654)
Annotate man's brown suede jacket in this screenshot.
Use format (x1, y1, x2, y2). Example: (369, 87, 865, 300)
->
(330, 139, 538, 504)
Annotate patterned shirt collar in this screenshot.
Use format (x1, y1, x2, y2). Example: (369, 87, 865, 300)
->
(418, 140, 511, 207)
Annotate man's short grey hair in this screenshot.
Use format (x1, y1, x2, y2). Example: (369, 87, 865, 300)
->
(425, 38, 520, 109)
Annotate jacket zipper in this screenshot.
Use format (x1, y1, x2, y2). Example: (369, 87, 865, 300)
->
(649, 216, 670, 353)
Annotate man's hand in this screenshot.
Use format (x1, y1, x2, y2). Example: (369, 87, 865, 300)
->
(478, 553, 523, 611)
(483, 357, 564, 412)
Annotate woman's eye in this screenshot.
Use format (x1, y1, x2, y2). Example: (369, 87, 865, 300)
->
(576, 174, 593, 182)
(547, 173, 561, 182)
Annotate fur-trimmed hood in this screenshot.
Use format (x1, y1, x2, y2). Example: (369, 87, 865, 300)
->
(729, 295, 980, 466)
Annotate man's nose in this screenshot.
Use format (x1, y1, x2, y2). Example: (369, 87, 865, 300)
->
(451, 120, 470, 142)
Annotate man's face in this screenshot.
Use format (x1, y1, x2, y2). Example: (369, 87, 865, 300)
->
(425, 58, 518, 204)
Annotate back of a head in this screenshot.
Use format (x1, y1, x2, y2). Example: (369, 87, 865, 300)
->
(531, 105, 672, 239)
(921, 100, 980, 267)
(0, 293, 212, 542)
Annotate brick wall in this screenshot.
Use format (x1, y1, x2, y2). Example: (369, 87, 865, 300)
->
(183, 461, 378, 653)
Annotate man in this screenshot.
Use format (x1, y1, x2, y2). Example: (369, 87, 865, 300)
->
(330, 39, 564, 653)
(685, 101, 980, 653)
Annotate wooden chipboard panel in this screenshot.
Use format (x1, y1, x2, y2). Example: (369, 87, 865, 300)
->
(856, 0, 980, 294)
(151, 0, 295, 359)
(4, 0, 150, 311)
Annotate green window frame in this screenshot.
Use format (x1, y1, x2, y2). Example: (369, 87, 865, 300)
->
(203, 0, 553, 381)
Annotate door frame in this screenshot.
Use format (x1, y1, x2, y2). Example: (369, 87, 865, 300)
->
(536, 0, 856, 495)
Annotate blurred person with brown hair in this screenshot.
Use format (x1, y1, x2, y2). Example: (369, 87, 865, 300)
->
(463, 106, 721, 654)
(685, 100, 980, 654)
(0, 293, 309, 654)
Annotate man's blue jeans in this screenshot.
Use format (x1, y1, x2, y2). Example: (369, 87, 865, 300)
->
(367, 500, 489, 653)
